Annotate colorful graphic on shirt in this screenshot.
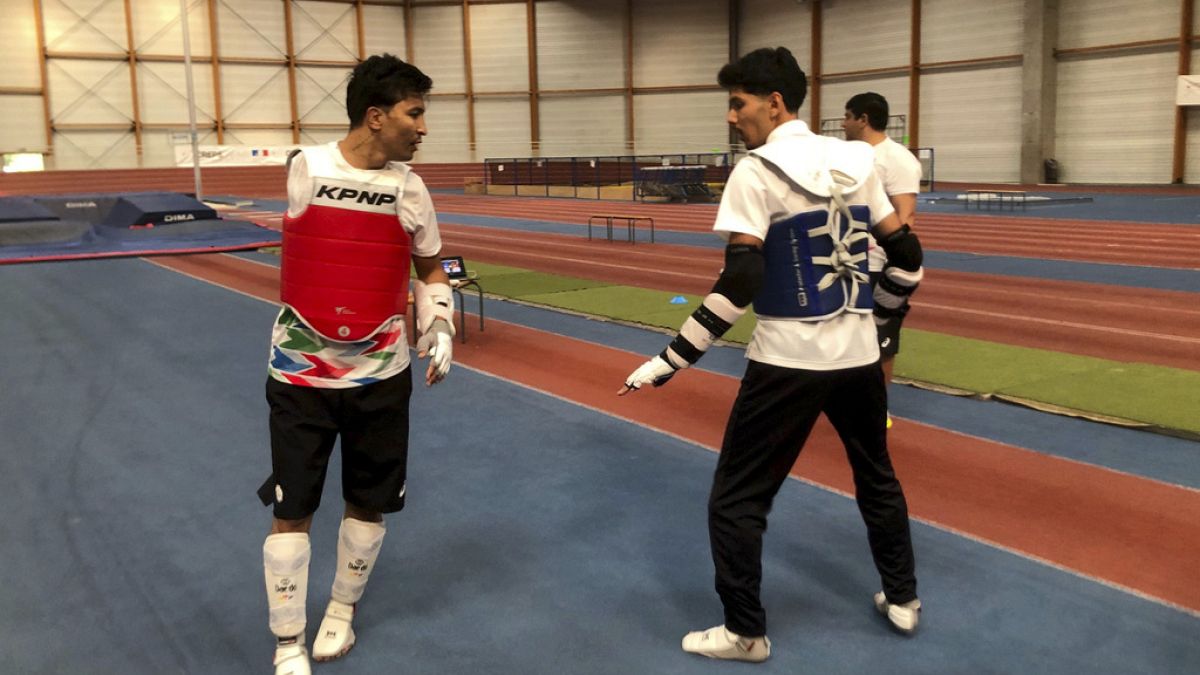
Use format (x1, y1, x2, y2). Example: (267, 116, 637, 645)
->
(268, 308, 407, 388)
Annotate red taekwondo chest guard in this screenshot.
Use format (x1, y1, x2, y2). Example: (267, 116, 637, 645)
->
(281, 168, 413, 342)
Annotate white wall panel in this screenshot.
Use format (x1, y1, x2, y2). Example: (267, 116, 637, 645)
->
(823, 0, 909, 73)
(632, 0, 727, 88)
(296, 67, 352, 125)
(137, 62, 216, 124)
(922, 65, 1022, 182)
(43, 0, 126, 54)
(471, 4, 529, 93)
(538, 95, 626, 157)
(1185, 51, 1200, 182)
(819, 76, 909, 138)
(142, 128, 218, 167)
(362, 5, 407, 59)
(536, 1, 624, 90)
(1185, 107, 1200, 182)
(0, 0, 44, 156)
(300, 129, 343, 146)
(217, 1, 287, 60)
(921, 0, 1021, 63)
(48, 60, 133, 125)
(475, 98, 532, 159)
(0, 96, 47, 152)
(222, 129, 295, 147)
(292, 1, 358, 61)
(418, 97, 470, 162)
(52, 131, 136, 169)
(222, 65, 291, 124)
(633, 90, 728, 154)
(131, 0, 212, 56)
(411, 5, 465, 92)
(1059, 0, 1178, 50)
(739, 0, 812, 73)
(1055, 52, 1176, 183)
(0, 0, 43, 88)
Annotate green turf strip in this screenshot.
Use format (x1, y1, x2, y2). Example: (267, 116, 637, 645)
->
(895, 331, 1200, 434)
(460, 261, 1200, 435)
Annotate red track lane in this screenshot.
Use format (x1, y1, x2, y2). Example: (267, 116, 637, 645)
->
(148, 252, 1200, 614)
(437, 223, 1200, 371)
(431, 194, 1200, 269)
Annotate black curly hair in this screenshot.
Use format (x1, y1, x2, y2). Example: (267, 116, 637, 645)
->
(345, 54, 433, 127)
(845, 92, 889, 131)
(717, 47, 807, 113)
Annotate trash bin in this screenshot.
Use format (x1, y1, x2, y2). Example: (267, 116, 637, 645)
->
(1043, 158, 1060, 184)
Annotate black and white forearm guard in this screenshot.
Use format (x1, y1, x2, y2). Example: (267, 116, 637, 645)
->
(661, 244, 764, 371)
(872, 224, 924, 317)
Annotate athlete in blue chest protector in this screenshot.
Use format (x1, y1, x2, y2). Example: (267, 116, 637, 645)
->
(620, 47, 925, 662)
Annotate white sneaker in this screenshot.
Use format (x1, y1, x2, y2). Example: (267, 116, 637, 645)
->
(681, 624, 770, 662)
(874, 591, 921, 634)
(273, 636, 310, 675)
(311, 600, 356, 661)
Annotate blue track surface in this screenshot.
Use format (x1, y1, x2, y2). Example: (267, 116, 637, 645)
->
(920, 251, 1199, 292)
(919, 191, 1200, 224)
(1, 257, 1197, 674)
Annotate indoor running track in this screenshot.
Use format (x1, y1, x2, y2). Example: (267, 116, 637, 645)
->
(1, 255, 1197, 675)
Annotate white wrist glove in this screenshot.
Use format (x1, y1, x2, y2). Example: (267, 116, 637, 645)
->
(417, 318, 453, 385)
(620, 355, 679, 394)
(413, 280, 456, 337)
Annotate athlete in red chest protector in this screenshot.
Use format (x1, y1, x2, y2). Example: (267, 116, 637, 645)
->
(257, 54, 455, 675)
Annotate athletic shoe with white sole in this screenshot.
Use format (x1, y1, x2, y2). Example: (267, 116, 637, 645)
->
(681, 624, 770, 662)
(874, 591, 921, 634)
(312, 599, 356, 661)
(273, 636, 310, 675)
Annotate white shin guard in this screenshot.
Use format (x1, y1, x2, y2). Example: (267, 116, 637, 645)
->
(264, 533, 311, 639)
(331, 518, 386, 605)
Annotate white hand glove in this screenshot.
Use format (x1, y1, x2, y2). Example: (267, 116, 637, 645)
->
(619, 355, 678, 394)
(417, 318, 453, 385)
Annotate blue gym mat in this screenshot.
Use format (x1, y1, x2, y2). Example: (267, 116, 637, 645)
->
(0, 192, 281, 264)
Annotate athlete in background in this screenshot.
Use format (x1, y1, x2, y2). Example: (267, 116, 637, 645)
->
(843, 92, 924, 426)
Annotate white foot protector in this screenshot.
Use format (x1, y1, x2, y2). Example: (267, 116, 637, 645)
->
(874, 591, 921, 634)
(273, 636, 311, 675)
(681, 624, 770, 662)
(311, 599, 356, 661)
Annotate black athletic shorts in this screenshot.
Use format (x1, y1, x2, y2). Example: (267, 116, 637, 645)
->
(259, 368, 412, 520)
(870, 271, 904, 357)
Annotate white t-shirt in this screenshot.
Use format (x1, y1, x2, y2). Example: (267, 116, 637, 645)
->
(267, 142, 441, 388)
(714, 120, 894, 371)
(868, 136, 923, 271)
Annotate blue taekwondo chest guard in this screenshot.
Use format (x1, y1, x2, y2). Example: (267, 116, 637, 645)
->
(753, 194, 873, 320)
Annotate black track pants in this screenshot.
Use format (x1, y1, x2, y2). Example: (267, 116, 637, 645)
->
(708, 359, 917, 637)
